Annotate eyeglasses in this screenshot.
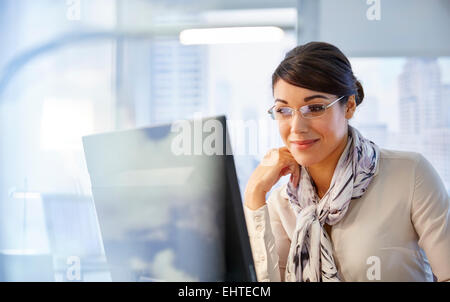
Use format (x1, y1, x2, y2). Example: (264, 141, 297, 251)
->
(267, 95, 345, 120)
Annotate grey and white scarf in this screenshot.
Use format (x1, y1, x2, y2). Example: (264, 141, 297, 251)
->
(285, 125, 380, 282)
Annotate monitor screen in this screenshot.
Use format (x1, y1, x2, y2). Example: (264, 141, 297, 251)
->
(82, 115, 256, 282)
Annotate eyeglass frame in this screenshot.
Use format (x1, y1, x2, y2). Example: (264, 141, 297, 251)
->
(267, 95, 346, 120)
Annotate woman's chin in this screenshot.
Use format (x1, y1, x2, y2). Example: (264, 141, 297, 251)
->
(289, 149, 323, 167)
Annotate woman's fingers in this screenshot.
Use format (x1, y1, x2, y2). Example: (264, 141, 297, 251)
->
(292, 163, 300, 188)
(261, 148, 280, 167)
(279, 159, 300, 187)
(280, 149, 300, 188)
(245, 147, 301, 209)
(255, 147, 301, 192)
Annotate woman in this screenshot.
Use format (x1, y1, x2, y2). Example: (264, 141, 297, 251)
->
(243, 42, 450, 282)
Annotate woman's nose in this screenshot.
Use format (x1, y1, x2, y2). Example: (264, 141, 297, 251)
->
(290, 111, 309, 134)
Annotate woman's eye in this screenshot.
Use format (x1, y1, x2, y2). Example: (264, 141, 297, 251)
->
(276, 108, 292, 115)
(308, 105, 324, 112)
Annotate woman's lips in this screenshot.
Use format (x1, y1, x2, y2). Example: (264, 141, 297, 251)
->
(290, 139, 320, 150)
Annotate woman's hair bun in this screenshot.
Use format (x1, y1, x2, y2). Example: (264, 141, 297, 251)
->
(355, 79, 364, 106)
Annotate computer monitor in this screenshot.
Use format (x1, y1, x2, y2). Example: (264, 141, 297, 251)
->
(82, 115, 257, 282)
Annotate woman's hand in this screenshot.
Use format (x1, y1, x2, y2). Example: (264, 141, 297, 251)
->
(244, 147, 300, 210)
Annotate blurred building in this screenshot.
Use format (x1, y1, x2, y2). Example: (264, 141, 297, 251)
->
(398, 58, 450, 190)
(351, 95, 389, 147)
(149, 40, 208, 124)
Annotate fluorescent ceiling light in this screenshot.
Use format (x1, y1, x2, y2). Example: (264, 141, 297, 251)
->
(179, 26, 284, 45)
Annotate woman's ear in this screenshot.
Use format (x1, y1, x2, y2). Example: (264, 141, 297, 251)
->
(345, 95, 357, 119)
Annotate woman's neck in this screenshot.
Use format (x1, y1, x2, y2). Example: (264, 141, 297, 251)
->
(306, 133, 349, 199)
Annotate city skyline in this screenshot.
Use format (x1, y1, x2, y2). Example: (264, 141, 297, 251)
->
(354, 58, 450, 193)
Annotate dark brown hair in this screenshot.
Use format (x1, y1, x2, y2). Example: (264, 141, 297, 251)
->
(272, 41, 364, 106)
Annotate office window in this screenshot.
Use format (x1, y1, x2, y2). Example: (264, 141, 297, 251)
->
(350, 57, 450, 193)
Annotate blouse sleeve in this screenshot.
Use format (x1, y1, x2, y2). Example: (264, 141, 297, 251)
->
(244, 204, 281, 282)
(411, 154, 450, 282)
(243, 186, 291, 282)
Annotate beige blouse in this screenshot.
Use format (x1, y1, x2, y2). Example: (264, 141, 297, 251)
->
(244, 148, 450, 282)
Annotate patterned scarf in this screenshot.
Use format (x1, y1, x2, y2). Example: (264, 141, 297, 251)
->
(284, 125, 380, 282)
